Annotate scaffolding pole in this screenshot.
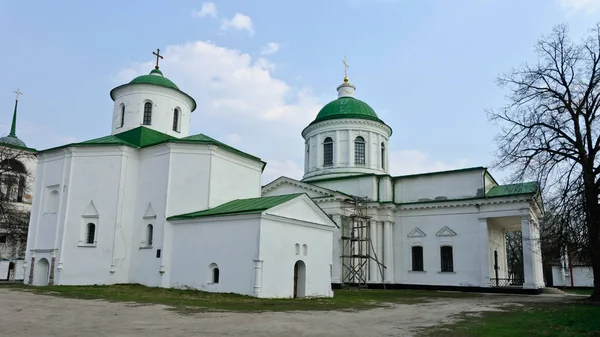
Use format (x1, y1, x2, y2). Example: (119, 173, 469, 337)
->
(340, 196, 386, 289)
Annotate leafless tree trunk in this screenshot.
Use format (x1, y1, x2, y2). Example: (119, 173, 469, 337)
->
(489, 23, 600, 301)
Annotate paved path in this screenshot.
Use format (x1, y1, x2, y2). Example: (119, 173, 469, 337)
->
(0, 288, 570, 337)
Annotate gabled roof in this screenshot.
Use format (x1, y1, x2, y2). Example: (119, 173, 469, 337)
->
(262, 176, 352, 199)
(486, 182, 539, 198)
(167, 193, 304, 221)
(38, 127, 265, 170)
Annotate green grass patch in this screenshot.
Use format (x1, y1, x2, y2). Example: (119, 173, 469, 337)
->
(0, 283, 478, 313)
(418, 299, 600, 337)
(563, 288, 595, 296)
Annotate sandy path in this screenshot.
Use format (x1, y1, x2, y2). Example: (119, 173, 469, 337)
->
(0, 289, 567, 337)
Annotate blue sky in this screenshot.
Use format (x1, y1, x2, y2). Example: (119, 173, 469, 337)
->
(1, 0, 599, 183)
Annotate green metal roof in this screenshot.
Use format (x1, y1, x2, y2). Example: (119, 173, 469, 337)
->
(39, 127, 265, 168)
(486, 182, 539, 197)
(129, 69, 180, 90)
(167, 193, 304, 221)
(109, 68, 197, 112)
(310, 97, 382, 125)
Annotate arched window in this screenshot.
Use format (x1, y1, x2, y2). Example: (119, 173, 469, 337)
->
(381, 142, 386, 169)
(120, 104, 125, 127)
(16, 176, 26, 202)
(213, 268, 220, 284)
(86, 223, 96, 244)
(172, 108, 180, 132)
(302, 244, 308, 256)
(355, 136, 366, 164)
(295, 243, 300, 255)
(147, 224, 153, 246)
(143, 102, 152, 125)
(323, 137, 333, 166)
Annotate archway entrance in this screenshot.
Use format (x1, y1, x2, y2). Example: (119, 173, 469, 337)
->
(293, 260, 306, 298)
(34, 258, 49, 286)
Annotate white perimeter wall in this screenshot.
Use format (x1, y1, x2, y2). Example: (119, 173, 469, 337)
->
(169, 216, 261, 296)
(552, 265, 594, 287)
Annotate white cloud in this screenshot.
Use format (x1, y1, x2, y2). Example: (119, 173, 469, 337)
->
(221, 13, 255, 35)
(192, 2, 218, 18)
(115, 40, 324, 184)
(0, 120, 78, 150)
(559, 0, 600, 14)
(260, 42, 280, 55)
(388, 149, 470, 176)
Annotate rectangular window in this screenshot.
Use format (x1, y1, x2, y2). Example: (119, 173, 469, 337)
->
(440, 246, 454, 272)
(0, 235, 7, 244)
(411, 246, 424, 271)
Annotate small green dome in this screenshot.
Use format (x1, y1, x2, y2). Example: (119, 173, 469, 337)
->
(0, 135, 26, 148)
(129, 69, 180, 90)
(311, 97, 381, 124)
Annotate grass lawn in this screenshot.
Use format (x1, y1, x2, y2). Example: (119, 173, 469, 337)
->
(562, 288, 595, 296)
(0, 283, 477, 312)
(418, 299, 600, 337)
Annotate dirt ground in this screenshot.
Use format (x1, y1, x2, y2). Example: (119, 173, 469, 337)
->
(0, 288, 572, 337)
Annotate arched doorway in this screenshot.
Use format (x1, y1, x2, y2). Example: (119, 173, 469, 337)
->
(34, 258, 49, 286)
(293, 260, 306, 298)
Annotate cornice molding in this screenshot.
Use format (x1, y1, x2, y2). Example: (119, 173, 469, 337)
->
(302, 118, 392, 139)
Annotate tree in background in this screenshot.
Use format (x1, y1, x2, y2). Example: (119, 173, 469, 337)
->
(0, 143, 35, 260)
(489, 23, 600, 301)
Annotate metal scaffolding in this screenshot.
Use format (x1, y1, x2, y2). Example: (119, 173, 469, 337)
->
(340, 196, 386, 289)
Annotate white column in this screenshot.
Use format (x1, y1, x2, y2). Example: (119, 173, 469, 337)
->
(368, 220, 378, 282)
(532, 221, 545, 287)
(367, 131, 373, 168)
(335, 130, 340, 167)
(479, 218, 491, 287)
(253, 259, 263, 297)
(376, 221, 384, 282)
(383, 221, 394, 283)
(521, 216, 538, 289)
(347, 130, 352, 166)
(331, 215, 343, 283)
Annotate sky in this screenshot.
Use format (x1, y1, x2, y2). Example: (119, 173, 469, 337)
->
(0, 0, 599, 184)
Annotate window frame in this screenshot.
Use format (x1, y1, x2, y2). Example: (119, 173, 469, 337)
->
(411, 246, 424, 271)
(172, 108, 180, 132)
(323, 137, 333, 166)
(119, 104, 125, 128)
(85, 222, 96, 245)
(381, 142, 386, 169)
(143, 101, 153, 125)
(355, 136, 366, 165)
(440, 245, 454, 272)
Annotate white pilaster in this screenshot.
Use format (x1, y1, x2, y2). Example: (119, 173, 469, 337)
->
(376, 221, 384, 282)
(383, 221, 394, 282)
(253, 259, 263, 297)
(479, 218, 490, 287)
(331, 215, 343, 283)
(368, 220, 378, 282)
(335, 130, 340, 166)
(347, 130, 352, 166)
(521, 216, 542, 289)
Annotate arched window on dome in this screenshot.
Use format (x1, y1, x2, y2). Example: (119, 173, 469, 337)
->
(355, 136, 366, 165)
(323, 137, 333, 166)
(172, 108, 180, 132)
(143, 102, 152, 125)
(119, 104, 125, 128)
(381, 142, 386, 169)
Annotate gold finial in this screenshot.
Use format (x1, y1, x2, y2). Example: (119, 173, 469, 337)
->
(14, 89, 23, 102)
(152, 48, 164, 69)
(343, 56, 349, 82)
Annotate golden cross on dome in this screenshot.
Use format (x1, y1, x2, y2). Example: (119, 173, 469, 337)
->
(343, 56, 350, 82)
(153, 48, 164, 69)
(13, 89, 23, 102)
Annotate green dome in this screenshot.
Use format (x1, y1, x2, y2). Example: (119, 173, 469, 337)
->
(311, 97, 382, 125)
(129, 69, 180, 90)
(0, 135, 26, 148)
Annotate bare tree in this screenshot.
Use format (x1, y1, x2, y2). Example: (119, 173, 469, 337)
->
(488, 23, 600, 301)
(0, 143, 35, 259)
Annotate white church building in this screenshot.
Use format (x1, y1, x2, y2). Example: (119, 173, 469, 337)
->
(22, 57, 336, 299)
(21, 53, 545, 297)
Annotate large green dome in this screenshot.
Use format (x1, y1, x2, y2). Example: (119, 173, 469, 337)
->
(129, 69, 180, 90)
(313, 96, 380, 124)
